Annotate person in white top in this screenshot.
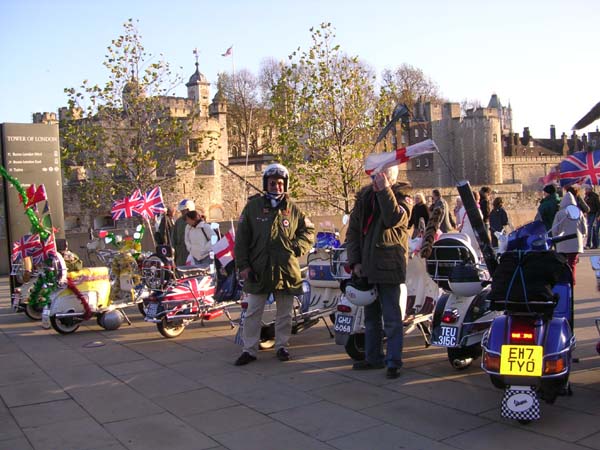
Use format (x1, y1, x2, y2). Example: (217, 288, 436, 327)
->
(184, 211, 214, 265)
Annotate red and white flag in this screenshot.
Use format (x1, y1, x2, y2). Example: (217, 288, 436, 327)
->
(365, 139, 438, 176)
(213, 229, 235, 266)
(25, 184, 48, 208)
(538, 166, 560, 186)
(221, 46, 233, 57)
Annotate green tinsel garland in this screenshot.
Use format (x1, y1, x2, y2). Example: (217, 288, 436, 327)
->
(27, 268, 58, 308)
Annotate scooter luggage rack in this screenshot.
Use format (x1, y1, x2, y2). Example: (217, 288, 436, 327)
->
(330, 247, 351, 280)
(425, 237, 478, 291)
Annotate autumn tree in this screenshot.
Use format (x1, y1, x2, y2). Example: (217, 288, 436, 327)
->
(218, 68, 277, 158)
(380, 64, 443, 118)
(61, 19, 210, 214)
(270, 23, 377, 213)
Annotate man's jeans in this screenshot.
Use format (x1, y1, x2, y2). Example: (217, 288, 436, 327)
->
(587, 213, 598, 248)
(363, 283, 404, 369)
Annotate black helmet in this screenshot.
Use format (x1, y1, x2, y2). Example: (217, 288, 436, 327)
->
(263, 163, 289, 192)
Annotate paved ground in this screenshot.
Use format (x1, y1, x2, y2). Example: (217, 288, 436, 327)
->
(0, 255, 599, 450)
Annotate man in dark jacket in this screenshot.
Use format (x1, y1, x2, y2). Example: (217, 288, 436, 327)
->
(234, 163, 315, 365)
(155, 206, 174, 247)
(345, 165, 411, 379)
(536, 184, 560, 232)
(584, 185, 600, 248)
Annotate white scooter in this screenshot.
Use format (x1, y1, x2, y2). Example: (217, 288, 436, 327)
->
(333, 237, 440, 360)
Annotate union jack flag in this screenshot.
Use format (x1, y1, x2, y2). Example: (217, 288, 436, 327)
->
(111, 189, 143, 220)
(11, 234, 41, 262)
(559, 150, 600, 187)
(133, 187, 166, 219)
(31, 234, 57, 265)
(163, 274, 215, 304)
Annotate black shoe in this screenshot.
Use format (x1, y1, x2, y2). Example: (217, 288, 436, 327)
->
(276, 348, 290, 361)
(234, 352, 257, 366)
(386, 367, 400, 379)
(352, 360, 385, 370)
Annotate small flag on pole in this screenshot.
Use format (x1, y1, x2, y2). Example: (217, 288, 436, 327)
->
(213, 229, 235, 266)
(221, 46, 233, 57)
(365, 139, 438, 175)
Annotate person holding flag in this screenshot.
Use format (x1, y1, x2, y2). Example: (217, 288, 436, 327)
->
(234, 163, 315, 365)
(345, 165, 411, 379)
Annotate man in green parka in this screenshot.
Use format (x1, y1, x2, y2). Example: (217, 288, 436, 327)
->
(536, 184, 560, 232)
(234, 163, 315, 365)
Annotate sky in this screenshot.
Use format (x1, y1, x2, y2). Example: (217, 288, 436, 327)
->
(2, 0, 600, 139)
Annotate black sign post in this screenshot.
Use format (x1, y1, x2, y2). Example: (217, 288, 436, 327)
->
(0, 123, 65, 278)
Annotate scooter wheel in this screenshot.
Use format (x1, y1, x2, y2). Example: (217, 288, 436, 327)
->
(24, 302, 44, 321)
(50, 315, 81, 334)
(137, 302, 147, 318)
(157, 317, 185, 338)
(345, 333, 366, 361)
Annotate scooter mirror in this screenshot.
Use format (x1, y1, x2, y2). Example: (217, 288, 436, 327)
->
(566, 205, 580, 220)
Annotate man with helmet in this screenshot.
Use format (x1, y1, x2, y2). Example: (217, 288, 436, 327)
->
(234, 163, 315, 365)
(171, 199, 195, 266)
(345, 165, 411, 379)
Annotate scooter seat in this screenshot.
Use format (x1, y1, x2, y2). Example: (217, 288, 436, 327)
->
(176, 265, 211, 279)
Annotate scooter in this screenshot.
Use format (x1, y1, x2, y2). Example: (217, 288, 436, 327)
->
(141, 226, 241, 339)
(588, 256, 600, 356)
(426, 232, 501, 369)
(253, 226, 342, 349)
(481, 206, 580, 423)
(43, 227, 151, 334)
(333, 236, 440, 360)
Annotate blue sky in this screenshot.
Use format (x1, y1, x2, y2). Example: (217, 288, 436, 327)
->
(2, 0, 600, 139)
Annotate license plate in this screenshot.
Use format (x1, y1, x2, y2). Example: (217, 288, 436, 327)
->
(500, 345, 543, 376)
(334, 314, 354, 334)
(433, 325, 457, 347)
(145, 302, 158, 318)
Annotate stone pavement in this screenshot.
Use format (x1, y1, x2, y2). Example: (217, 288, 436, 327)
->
(0, 257, 599, 450)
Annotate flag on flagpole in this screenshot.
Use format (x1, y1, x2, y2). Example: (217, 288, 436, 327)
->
(365, 139, 438, 175)
(213, 229, 235, 266)
(133, 186, 166, 219)
(559, 149, 600, 187)
(221, 45, 233, 57)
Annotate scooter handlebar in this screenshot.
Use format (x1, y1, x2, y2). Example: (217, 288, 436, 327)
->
(550, 233, 578, 245)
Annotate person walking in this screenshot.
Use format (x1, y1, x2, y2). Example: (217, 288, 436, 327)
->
(408, 192, 429, 238)
(536, 184, 560, 232)
(234, 163, 315, 366)
(172, 199, 195, 266)
(155, 206, 175, 247)
(479, 186, 492, 232)
(552, 191, 587, 283)
(184, 210, 214, 265)
(420, 189, 454, 258)
(489, 196, 510, 248)
(345, 165, 411, 379)
(584, 185, 600, 248)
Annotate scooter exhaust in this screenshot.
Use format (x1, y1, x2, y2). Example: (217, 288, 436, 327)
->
(452, 357, 473, 369)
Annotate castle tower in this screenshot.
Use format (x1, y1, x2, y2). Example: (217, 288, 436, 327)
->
(186, 50, 211, 116)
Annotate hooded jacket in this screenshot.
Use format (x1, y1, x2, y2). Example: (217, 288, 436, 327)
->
(346, 183, 411, 284)
(536, 192, 560, 231)
(552, 192, 587, 254)
(235, 194, 314, 295)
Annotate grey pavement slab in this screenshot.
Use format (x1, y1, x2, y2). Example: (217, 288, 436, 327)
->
(360, 396, 491, 440)
(0, 379, 69, 407)
(212, 420, 336, 450)
(327, 423, 461, 450)
(22, 416, 120, 450)
(104, 412, 218, 450)
(11, 398, 89, 428)
(115, 367, 201, 398)
(184, 405, 273, 435)
(270, 400, 383, 441)
(310, 379, 407, 410)
(152, 387, 238, 416)
(0, 436, 33, 450)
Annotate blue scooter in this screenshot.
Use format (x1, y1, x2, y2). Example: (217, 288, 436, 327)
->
(480, 206, 580, 423)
